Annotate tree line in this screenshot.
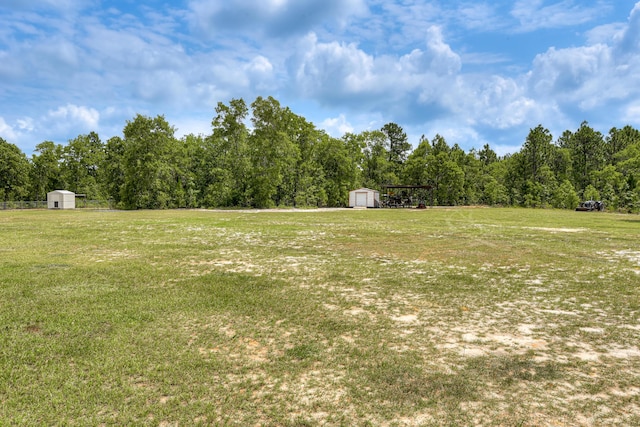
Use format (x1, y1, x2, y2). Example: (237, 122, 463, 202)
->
(2, 96, 640, 211)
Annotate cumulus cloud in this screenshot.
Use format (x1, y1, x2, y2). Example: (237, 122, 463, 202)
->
(16, 118, 35, 132)
(286, 23, 547, 136)
(0, 117, 18, 142)
(172, 115, 214, 139)
(492, 143, 524, 157)
(527, 3, 640, 114)
(245, 56, 277, 92)
(614, 2, 640, 55)
(455, 75, 538, 129)
(4, 0, 640, 155)
(290, 38, 374, 103)
(529, 45, 611, 97)
(320, 114, 354, 137)
(288, 26, 463, 115)
(43, 104, 100, 138)
(400, 26, 461, 76)
(49, 104, 98, 126)
(623, 102, 640, 123)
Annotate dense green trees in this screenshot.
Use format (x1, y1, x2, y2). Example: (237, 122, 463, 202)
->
(121, 115, 179, 209)
(29, 141, 63, 201)
(0, 137, 30, 203)
(61, 132, 105, 199)
(317, 133, 361, 206)
(497, 121, 640, 211)
(102, 136, 125, 205)
(203, 98, 250, 207)
(402, 135, 465, 205)
(2, 96, 640, 211)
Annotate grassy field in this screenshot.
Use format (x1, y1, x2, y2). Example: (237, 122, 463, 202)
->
(1, 207, 639, 426)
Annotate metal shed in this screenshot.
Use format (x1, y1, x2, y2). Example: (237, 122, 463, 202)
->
(348, 188, 380, 208)
(47, 190, 76, 209)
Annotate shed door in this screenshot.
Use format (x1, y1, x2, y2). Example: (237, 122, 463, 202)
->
(355, 192, 368, 207)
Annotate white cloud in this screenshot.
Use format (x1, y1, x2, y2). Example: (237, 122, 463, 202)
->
(528, 44, 611, 97)
(82, 23, 184, 72)
(245, 55, 277, 91)
(321, 114, 354, 137)
(400, 26, 461, 76)
(33, 37, 80, 72)
(623, 102, 640, 124)
(44, 104, 100, 137)
(614, 1, 640, 55)
(247, 55, 273, 74)
(47, 18, 256, 109)
(172, 115, 212, 139)
(134, 70, 189, 104)
(457, 75, 538, 129)
(455, 3, 504, 31)
(511, 0, 609, 32)
(493, 144, 523, 157)
(290, 33, 378, 99)
(49, 104, 99, 127)
(461, 52, 510, 66)
(366, 1, 441, 50)
(0, 0, 89, 12)
(4, 0, 640, 156)
(0, 56, 23, 81)
(289, 26, 463, 113)
(0, 117, 18, 142)
(17, 118, 34, 132)
(426, 25, 462, 75)
(288, 23, 545, 143)
(586, 23, 626, 45)
(189, 0, 366, 38)
(527, 4, 640, 113)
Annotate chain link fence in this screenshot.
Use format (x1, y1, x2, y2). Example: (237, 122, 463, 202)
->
(0, 200, 114, 210)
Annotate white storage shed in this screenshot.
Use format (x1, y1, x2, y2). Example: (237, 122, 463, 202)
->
(47, 190, 76, 209)
(348, 188, 380, 208)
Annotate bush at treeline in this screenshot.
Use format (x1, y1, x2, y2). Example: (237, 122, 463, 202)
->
(1, 96, 640, 211)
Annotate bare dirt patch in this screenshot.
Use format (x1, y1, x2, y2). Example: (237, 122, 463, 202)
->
(522, 226, 587, 233)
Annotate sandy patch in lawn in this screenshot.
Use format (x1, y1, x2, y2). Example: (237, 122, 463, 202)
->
(184, 258, 261, 275)
(90, 249, 137, 262)
(391, 314, 419, 323)
(579, 327, 605, 334)
(522, 226, 587, 233)
(606, 346, 640, 359)
(437, 328, 550, 358)
(344, 307, 368, 317)
(598, 250, 640, 272)
(171, 234, 640, 425)
(182, 253, 329, 278)
(595, 249, 640, 276)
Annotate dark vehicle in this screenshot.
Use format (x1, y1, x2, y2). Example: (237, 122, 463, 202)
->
(576, 200, 604, 211)
(381, 194, 412, 208)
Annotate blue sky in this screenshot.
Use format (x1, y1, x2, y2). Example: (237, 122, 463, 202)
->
(1, 1, 640, 156)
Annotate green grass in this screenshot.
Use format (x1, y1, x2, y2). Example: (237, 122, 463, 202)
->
(1, 207, 639, 425)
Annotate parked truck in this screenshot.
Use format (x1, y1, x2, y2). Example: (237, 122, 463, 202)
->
(576, 200, 604, 211)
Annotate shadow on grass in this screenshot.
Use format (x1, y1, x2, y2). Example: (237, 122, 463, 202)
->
(354, 352, 561, 411)
(465, 353, 560, 385)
